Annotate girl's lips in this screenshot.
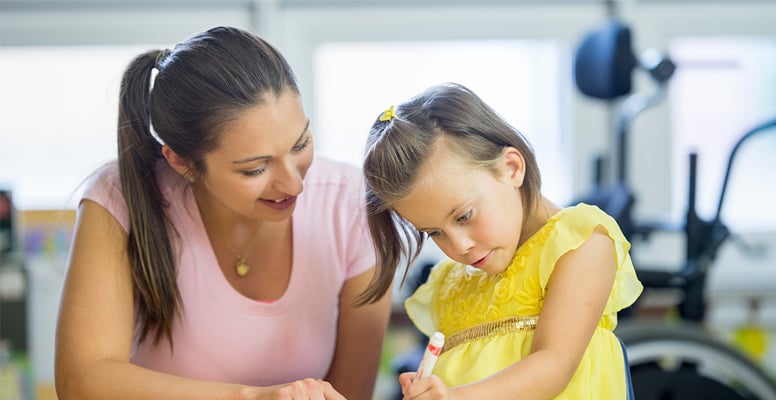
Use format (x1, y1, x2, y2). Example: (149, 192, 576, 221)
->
(471, 251, 493, 268)
(260, 196, 296, 211)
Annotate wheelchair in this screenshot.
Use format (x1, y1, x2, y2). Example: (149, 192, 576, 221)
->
(574, 18, 776, 400)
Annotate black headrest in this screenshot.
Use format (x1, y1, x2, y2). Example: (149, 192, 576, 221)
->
(574, 19, 637, 100)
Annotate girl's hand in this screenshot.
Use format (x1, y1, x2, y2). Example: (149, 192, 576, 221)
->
(242, 379, 347, 400)
(398, 371, 456, 400)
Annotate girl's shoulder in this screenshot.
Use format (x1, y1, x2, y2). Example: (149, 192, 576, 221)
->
(507, 203, 609, 261)
(552, 204, 643, 316)
(524, 202, 629, 264)
(533, 203, 641, 303)
(546, 203, 626, 243)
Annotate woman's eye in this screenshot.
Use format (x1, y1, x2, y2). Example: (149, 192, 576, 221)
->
(456, 210, 472, 224)
(242, 165, 267, 177)
(292, 137, 311, 152)
(426, 230, 441, 238)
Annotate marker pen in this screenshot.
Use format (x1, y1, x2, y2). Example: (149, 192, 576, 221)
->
(415, 331, 445, 380)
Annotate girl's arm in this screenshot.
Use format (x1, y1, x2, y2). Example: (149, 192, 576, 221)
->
(55, 200, 344, 400)
(325, 266, 392, 399)
(402, 227, 617, 400)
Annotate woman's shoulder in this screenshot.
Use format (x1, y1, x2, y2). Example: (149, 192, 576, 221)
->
(80, 160, 189, 231)
(82, 159, 184, 198)
(305, 156, 362, 184)
(302, 156, 365, 203)
(295, 156, 367, 225)
(78, 161, 131, 230)
(84, 159, 119, 183)
(81, 161, 121, 202)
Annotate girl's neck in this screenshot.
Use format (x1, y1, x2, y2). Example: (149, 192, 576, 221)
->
(519, 196, 560, 247)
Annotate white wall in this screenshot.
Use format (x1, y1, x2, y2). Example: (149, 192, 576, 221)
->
(3, 1, 776, 214)
(0, 0, 613, 206)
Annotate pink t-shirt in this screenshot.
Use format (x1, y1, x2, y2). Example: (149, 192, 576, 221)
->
(82, 156, 375, 385)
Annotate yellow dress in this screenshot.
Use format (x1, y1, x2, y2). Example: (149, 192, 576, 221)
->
(405, 203, 643, 399)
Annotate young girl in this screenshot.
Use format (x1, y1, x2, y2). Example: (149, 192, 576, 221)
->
(357, 83, 643, 399)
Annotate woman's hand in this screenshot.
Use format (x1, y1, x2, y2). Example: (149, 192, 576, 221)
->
(398, 372, 457, 400)
(243, 379, 346, 400)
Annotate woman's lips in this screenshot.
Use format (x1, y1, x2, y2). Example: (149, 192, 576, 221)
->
(260, 196, 296, 211)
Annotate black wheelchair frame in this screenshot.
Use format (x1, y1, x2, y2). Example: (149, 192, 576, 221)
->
(573, 18, 776, 400)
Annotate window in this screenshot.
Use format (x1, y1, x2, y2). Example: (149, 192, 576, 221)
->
(0, 46, 156, 210)
(669, 37, 776, 231)
(313, 39, 572, 206)
(1, 40, 574, 212)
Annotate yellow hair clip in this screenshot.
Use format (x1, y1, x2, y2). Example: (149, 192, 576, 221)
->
(379, 105, 396, 122)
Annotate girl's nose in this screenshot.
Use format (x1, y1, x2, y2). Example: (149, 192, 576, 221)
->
(446, 229, 475, 256)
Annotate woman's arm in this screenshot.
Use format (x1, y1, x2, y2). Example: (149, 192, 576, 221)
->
(325, 267, 392, 399)
(55, 200, 344, 400)
(401, 228, 617, 400)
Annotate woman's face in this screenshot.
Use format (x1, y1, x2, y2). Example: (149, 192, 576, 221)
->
(198, 89, 314, 222)
(393, 141, 526, 275)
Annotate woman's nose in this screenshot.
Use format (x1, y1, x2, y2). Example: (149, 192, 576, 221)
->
(273, 158, 304, 196)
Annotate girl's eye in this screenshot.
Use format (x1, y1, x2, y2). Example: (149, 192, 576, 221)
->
(426, 230, 441, 238)
(242, 165, 267, 177)
(456, 210, 472, 224)
(292, 137, 311, 152)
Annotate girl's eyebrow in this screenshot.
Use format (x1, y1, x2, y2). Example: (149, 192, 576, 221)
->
(232, 119, 310, 164)
(417, 205, 463, 231)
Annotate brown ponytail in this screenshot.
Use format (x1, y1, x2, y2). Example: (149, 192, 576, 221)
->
(117, 49, 180, 347)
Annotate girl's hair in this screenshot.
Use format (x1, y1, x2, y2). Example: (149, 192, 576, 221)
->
(357, 82, 541, 305)
(117, 26, 298, 346)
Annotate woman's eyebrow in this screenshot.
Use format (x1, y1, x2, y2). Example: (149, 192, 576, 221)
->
(232, 119, 310, 164)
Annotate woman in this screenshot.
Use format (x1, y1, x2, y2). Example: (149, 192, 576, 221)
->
(55, 26, 391, 400)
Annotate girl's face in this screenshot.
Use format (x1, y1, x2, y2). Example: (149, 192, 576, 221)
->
(198, 89, 314, 222)
(393, 140, 527, 275)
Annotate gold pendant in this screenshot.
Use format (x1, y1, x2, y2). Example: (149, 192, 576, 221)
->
(236, 261, 250, 277)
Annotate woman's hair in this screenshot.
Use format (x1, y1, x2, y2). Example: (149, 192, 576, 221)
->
(117, 26, 298, 346)
(357, 82, 541, 305)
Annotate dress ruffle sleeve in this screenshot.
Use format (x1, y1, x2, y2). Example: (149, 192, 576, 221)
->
(405, 260, 455, 337)
(538, 204, 643, 316)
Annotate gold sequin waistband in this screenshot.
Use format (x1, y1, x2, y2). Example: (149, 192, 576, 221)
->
(443, 315, 539, 354)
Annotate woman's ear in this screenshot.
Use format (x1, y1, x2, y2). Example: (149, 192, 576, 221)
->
(162, 145, 197, 182)
(503, 147, 526, 188)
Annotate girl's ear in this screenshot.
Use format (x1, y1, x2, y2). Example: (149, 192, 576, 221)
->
(161, 145, 195, 181)
(503, 147, 526, 188)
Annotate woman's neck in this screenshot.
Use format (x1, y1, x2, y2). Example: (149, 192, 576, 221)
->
(191, 185, 272, 243)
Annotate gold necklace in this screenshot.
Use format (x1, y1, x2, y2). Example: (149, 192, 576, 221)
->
(226, 226, 263, 277)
